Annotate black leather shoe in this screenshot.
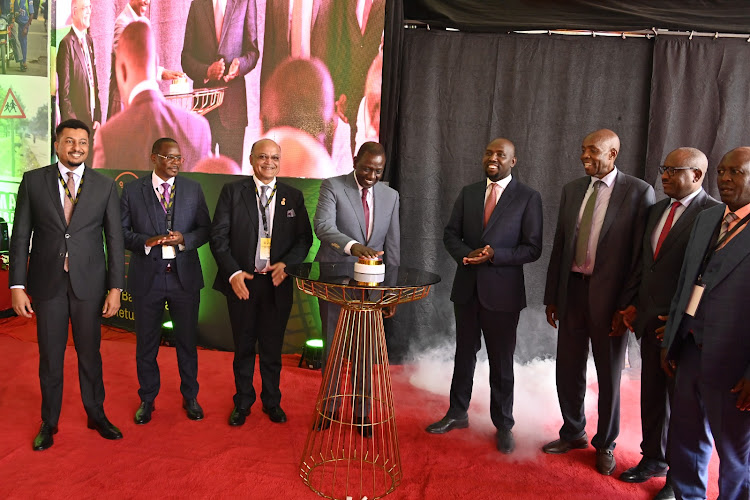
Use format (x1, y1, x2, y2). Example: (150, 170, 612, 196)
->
(496, 429, 515, 454)
(262, 406, 287, 423)
(228, 406, 250, 426)
(542, 434, 589, 454)
(183, 398, 204, 420)
(653, 483, 675, 500)
(87, 415, 123, 440)
(425, 415, 469, 434)
(596, 448, 616, 475)
(134, 401, 154, 425)
(619, 461, 668, 483)
(354, 416, 372, 438)
(32, 422, 58, 451)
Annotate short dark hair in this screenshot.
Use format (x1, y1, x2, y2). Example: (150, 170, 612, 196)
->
(355, 141, 386, 163)
(55, 119, 90, 140)
(151, 137, 178, 154)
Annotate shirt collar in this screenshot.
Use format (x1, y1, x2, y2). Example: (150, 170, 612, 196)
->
(58, 161, 85, 178)
(152, 171, 175, 190)
(128, 79, 160, 105)
(353, 172, 374, 194)
(673, 187, 703, 207)
(125, 2, 146, 21)
(486, 174, 512, 190)
(725, 201, 750, 220)
(591, 166, 618, 188)
(253, 176, 276, 191)
(72, 25, 88, 41)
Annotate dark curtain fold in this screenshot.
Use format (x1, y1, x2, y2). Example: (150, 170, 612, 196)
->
(380, 0, 404, 184)
(645, 36, 750, 199)
(388, 30, 653, 361)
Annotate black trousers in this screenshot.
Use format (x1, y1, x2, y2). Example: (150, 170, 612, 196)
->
(133, 269, 200, 403)
(639, 335, 673, 468)
(227, 274, 291, 409)
(555, 273, 628, 451)
(206, 111, 245, 166)
(35, 276, 106, 426)
(447, 298, 520, 431)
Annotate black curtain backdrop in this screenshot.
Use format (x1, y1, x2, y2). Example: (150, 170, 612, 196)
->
(389, 30, 653, 362)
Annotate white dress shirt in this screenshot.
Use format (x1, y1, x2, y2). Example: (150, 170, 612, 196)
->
(650, 188, 703, 252)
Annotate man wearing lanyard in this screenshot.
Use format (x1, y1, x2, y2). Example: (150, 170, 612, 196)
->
(210, 139, 312, 426)
(661, 147, 750, 500)
(120, 138, 211, 424)
(10, 119, 124, 451)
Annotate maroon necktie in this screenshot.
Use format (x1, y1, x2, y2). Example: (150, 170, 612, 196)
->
(653, 201, 680, 259)
(484, 183, 499, 228)
(362, 187, 370, 240)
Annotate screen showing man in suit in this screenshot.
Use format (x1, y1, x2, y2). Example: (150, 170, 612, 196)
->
(209, 139, 313, 427)
(312, 141, 400, 435)
(615, 148, 718, 499)
(661, 147, 750, 500)
(120, 137, 211, 425)
(425, 138, 543, 455)
(542, 129, 654, 476)
(9, 118, 125, 451)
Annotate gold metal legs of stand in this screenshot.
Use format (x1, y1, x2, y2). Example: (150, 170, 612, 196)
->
(300, 308, 401, 500)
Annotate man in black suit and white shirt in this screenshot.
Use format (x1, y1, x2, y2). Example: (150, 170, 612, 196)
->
(210, 139, 312, 426)
(10, 119, 125, 451)
(120, 138, 211, 425)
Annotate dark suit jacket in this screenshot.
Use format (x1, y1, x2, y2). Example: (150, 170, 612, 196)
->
(663, 204, 750, 388)
(209, 177, 313, 299)
(444, 178, 543, 312)
(120, 174, 211, 295)
(9, 164, 124, 300)
(260, 0, 330, 92)
(631, 190, 719, 343)
(313, 173, 400, 266)
(92, 89, 212, 171)
(544, 171, 654, 326)
(57, 28, 101, 130)
(181, 0, 259, 129)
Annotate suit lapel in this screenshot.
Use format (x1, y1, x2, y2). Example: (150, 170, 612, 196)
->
(566, 178, 589, 250)
(483, 178, 517, 235)
(201, 0, 219, 51)
(45, 166, 67, 227)
(220, 0, 237, 45)
(656, 191, 706, 261)
(242, 177, 260, 231)
(707, 210, 750, 290)
(598, 171, 628, 244)
(344, 173, 367, 241)
(645, 198, 670, 262)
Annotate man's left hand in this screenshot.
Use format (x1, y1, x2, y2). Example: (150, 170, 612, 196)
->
(383, 304, 397, 319)
(224, 58, 240, 82)
(269, 261, 287, 286)
(163, 231, 184, 246)
(161, 69, 186, 81)
(610, 311, 627, 337)
(102, 288, 121, 318)
(731, 377, 750, 411)
(463, 245, 493, 265)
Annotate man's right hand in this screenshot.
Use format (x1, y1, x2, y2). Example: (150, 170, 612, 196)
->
(12, 289, 33, 318)
(351, 244, 383, 259)
(545, 304, 558, 329)
(207, 59, 226, 81)
(230, 271, 253, 300)
(145, 234, 170, 247)
(660, 347, 676, 377)
(619, 305, 637, 331)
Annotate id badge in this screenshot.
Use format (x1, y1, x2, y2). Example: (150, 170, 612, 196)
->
(685, 284, 705, 317)
(162, 245, 176, 260)
(260, 237, 271, 260)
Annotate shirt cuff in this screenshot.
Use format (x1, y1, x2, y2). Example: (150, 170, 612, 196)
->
(229, 270, 243, 283)
(178, 243, 185, 252)
(343, 240, 359, 256)
(144, 245, 151, 255)
(10, 285, 24, 289)
(157, 66, 165, 80)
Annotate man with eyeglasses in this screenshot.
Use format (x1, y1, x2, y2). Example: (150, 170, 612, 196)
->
(661, 147, 750, 500)
(210, 139, 312, 426)
(10, 119, 125, 451)
(120, 137, 211, 424)
(616, 148, 718, 500)
(93, 21, 211, 171)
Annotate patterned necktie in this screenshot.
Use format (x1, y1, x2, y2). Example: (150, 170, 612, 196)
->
(63, 172, 76, 271)
(575, 180, 602, 267)
(718, 212, 739, 243)
(160, 182, 171, 213)
(254, 185, 270, 272)
(653, 201, 681, 259)
(483, 183, 499, 228)
(361, 187, 370, 240)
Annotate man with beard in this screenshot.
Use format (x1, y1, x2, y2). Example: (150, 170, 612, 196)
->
(425, 137, 543, 454)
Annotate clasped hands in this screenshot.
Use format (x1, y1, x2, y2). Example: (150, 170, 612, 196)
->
(463, 245, 494, 265)
(145, 231, 184, 247)
(230, 262, 288, 300)
(207, 58, 240, 83)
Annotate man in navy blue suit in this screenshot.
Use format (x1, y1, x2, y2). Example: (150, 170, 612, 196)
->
(662, 147, 750, 500)
(120, 138, 211, 424)
(425, 137, 543, 454)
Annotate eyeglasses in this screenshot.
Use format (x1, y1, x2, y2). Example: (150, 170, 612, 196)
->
(156, 153, 183, 163)
(658, 166, 696, 177)
(254, 153, 280, 162)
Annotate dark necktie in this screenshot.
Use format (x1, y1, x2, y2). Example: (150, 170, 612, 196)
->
(160, 182, 171, 213)
(575, 180, 602, 267)
(255, 185, 269, 272)
(653, 201, 681, 259)
(483, 183, 499, 228)
(362, 187, 370, 241)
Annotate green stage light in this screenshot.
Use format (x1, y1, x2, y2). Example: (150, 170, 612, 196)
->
(306, 339, 324, 348)
(162, 321, 174, 329)
(299, 338, 324, 370)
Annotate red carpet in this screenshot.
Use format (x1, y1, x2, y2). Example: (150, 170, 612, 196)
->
(0, 316, 718, 499)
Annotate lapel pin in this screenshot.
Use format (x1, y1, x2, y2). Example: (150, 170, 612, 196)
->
(281, 198, 286, 206)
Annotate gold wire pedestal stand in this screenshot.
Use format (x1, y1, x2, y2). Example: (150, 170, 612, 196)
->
(164, 87, 226, 116)
(295, 278, 433, 500)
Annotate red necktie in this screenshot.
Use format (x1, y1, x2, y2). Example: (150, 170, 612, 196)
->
(483, 183, 499, 228)
(653, 201, 680, 259)
(362, 187, 370, 240)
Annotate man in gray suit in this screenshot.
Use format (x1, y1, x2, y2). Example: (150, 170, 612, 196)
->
(543, 129, 654, 475)
(661, 147, 750, 500)
(10, 119, 125, 451)
(92, 22, 211, 171)
(313, 141, 400, 434)
(617, 148, 718, 500)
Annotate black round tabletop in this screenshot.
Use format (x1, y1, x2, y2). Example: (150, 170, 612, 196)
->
(286, 262, 441, 288)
